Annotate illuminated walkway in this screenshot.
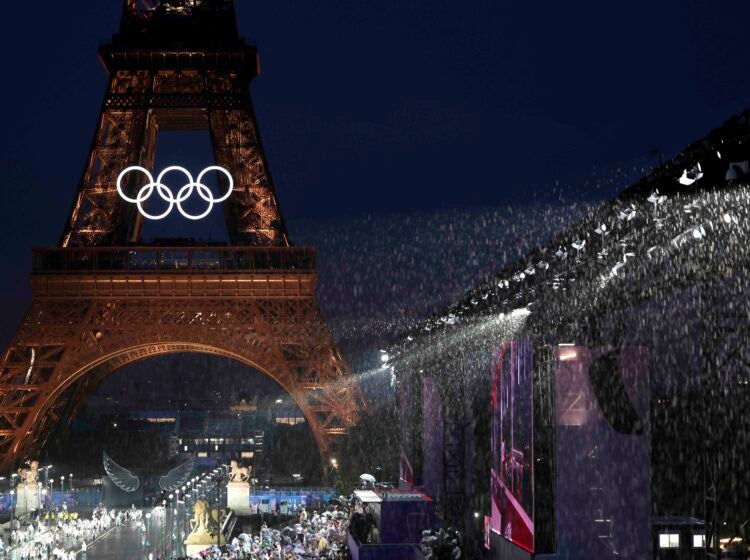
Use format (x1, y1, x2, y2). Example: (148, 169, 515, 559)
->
(79, 511, 181, 560)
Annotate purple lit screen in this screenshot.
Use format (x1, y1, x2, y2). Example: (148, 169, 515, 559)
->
(490, 338, 534, 552)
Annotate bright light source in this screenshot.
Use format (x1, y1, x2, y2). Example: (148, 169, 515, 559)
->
(647, 190, 666, 205)
(117, 165, 234, 221)
(659, 533, 680, 549)
(510, 307, 531, 318)
(678, 163, 703, 185)
(558, 347, 579, 362)
(380, 353, 389, 363)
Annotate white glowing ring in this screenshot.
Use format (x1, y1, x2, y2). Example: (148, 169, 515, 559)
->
(116, 165, 234, 221)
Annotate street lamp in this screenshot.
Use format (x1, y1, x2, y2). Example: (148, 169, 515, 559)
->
(60, 475, 65, 492)
(136, 520, 143, 560)
(41, 465, 52, 515)
(42, 465, 52, 487)
(145, 512, 152, 558)
(10, 489, 15, 532)
(168, 494, 175, 559)
(161, 499, 167, 559)
(35, 480, 43, 520)
(41, 487, 48, 521)
(181, 485, 189, 541)
(9, 473, 17, 527)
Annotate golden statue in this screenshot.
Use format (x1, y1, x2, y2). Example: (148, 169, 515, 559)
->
(189, 499, 211, 535)
(18, 461, 38, 485)
(228, 460, 251, 482)
(185, 499, 225, 551)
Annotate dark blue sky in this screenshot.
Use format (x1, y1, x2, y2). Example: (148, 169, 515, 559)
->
(1, 0, 750, 347)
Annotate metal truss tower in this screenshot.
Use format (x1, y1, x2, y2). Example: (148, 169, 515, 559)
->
(0, 0, 365, 469)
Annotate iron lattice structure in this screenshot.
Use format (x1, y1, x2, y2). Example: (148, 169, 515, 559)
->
(0, 0, 365, 469)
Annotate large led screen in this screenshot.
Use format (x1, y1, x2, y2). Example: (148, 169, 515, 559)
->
(490, 338, 534, 552)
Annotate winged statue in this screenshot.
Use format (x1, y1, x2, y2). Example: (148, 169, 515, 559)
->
(102, 452, 196, 493)
(159, 454, 196, 492)
(102, 451, 141, 492)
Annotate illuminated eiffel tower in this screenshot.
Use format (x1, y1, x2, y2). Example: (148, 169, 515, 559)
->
(0, 0, 365, 469)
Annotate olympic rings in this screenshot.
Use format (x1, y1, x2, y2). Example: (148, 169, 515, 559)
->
(116, 165, 234, 220)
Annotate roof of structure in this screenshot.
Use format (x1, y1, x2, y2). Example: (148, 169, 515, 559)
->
(388, 109, 750, 364)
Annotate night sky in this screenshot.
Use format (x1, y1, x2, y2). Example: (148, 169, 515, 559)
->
(2, 0, 750, 357)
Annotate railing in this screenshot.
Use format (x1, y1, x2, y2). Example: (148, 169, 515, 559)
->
(32, 246, 316, 274)
(0, 488, 103, 509)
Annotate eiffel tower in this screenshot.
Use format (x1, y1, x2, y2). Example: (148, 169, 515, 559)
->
(0, 0, 365, 469)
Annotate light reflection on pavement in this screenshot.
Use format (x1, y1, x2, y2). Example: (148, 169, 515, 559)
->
(81, 511, 180, 560)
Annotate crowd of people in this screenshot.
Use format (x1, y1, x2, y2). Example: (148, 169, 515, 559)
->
(2, 505, 143, 560)
(0, 486, 461, 560)
(184, 501, 353, 560)
(420, 527, 463, 560)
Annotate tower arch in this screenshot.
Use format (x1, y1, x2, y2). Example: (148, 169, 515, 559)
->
(31, 342, 341, 464)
